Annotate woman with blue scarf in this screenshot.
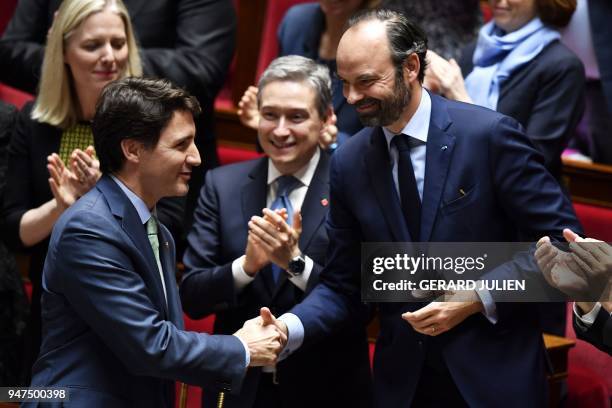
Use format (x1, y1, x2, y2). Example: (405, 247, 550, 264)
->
(427, 0, 584, 181)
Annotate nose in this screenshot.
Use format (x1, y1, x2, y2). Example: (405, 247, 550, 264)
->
(345, 84, 363, 105)
(186, 142, 201, 167)
(100, 43, 115, 64)
(272, 116, 290, 137)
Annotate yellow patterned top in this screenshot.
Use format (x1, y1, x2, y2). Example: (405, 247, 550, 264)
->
(58, 123, 94, 165)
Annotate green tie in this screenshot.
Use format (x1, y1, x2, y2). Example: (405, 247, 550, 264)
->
(146, 216, 167, 305)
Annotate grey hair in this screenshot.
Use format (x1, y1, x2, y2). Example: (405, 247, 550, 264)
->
(257, 55, 332, 119)
(348, 9, 428, 82)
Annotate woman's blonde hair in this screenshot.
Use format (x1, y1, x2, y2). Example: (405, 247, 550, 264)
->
(32, 0, 142, 129)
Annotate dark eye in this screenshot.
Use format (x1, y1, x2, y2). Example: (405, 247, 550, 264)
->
(82, 41, 100, 51)
(111, 38, 126, 50)
(262, 111, 277, 120)
(290, 113, 306, 122)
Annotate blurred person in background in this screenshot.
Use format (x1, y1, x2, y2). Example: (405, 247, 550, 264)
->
(426, 0, 584, 183)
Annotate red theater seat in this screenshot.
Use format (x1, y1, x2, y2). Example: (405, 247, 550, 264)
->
(217, 145, 263, 166)
(573, 202, 612, 242)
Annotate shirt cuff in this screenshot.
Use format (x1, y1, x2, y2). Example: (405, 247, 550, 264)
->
(287, 256, 313, 292)
(278, 313, 304, 361)
(574, 302, 601, 329)
(476, 288, 498, 324)
(233, 334, 250, 368)
(232, 256, 255, 292)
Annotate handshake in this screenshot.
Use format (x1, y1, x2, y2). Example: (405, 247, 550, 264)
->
(233, 307, 289, 366)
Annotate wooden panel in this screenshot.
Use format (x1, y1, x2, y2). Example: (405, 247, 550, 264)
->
(562, 158, 612, 208)
(215, 107, 258, 150)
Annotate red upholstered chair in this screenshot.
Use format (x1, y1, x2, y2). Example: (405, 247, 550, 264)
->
(565, 303, 611, 407)
(217, 145, 263, 166)
(176, 314, 216, 408)
(573, 203, 612, 242)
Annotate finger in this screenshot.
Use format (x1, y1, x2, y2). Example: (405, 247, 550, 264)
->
(251, 215, 285, 238)
(402, 304, 437, 322)
(536, 235, 550, 248)
(260, 307, 275, 325)
(261, 209, 288, 230)
(292, 210, 302, 235)
(563, 228, 581, 243)
(48, 178, 60, 200)
(570, 242, 599, 268)
(47, 163, 62, 185)
(249, 230, 275, 253)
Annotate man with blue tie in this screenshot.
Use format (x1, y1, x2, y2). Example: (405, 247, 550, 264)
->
(180, 56, 371, 408)
(27, 78, 283, 407)
(267, 9, 582, 407)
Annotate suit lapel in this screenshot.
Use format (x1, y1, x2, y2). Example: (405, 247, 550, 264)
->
(421, 95, 456, 242)
(297, 150, 330, 250)
(365, 128, 410, 241)
(242, 158, 276, 296)
(97, 176, 169, 319)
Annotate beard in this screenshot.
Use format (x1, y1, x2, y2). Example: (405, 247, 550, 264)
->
(355, 72, 412, 127)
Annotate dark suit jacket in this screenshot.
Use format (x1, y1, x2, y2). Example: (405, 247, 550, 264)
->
(278, 3, 362, 144)
(460, 40, 585, 180)
(180, 152, 371, 408)
(26, 175, 246, 408)
(589, 0, 612, 111)
(573, 306, 612, 355)
(290, 94, 582, 407)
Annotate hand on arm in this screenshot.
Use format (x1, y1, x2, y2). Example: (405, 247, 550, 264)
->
(319, 112, 338, 149)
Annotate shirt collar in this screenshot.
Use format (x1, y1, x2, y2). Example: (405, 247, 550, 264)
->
(110, 175, 153, 224)
(383, 88, 432, 148)
(267, 148, 320, 187)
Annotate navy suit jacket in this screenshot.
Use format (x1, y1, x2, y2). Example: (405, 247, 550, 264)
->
(278, 3, 362, 144)
(460, 40, 585, 179)
(290, 94, 582, 407)
(573, 307, 612, 355)
(589, 0, 612, 111)
(27, 175, 246, 408)
(180, 152, 371, 407)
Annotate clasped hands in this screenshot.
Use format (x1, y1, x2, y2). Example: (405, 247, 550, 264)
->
(243, 208, 302, 276)
(234, 307, 288, 367)
(402, 289, 484, 337)
(47, 146, 101, 209)
(535, 228, 611, 306)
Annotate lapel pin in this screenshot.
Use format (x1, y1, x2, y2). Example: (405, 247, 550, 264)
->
(321, 198, 329, 207)
(441, 145, 448, 151)
(459, 188, 466, 196)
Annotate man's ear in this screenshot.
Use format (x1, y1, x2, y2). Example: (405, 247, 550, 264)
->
(120, 138, 145, 165)
(403, 53, 421, 84)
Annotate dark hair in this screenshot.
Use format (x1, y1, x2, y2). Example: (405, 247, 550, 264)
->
(347, 9, 428, 82)
(92, 77, 201, 174)
(537, 0, 576, 28)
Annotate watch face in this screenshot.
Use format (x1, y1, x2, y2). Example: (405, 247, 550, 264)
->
(288, 256, 305, 275)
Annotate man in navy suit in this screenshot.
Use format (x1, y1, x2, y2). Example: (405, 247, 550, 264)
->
(266, 10, 582, 407)
(27, 78, 283, 407)
(180, 56, 371, 408)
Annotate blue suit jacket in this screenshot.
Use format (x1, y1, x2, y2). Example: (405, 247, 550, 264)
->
(27, 175, 246, 408)
(278, 3, 362, 144)
(180, 152, 372, 407)
(290, 94, 582, 407)
(589, 0, 612, 111)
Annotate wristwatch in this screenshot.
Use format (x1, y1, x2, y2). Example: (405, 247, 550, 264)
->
(286, 253, 306, 277)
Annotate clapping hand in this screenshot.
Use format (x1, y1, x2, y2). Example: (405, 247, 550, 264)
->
(237, 86, 260, 130)
(535, 229, 611, 301)
(248, 208, 302, 270)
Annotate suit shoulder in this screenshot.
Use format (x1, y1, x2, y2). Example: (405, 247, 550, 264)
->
(207, 157, 264, 184)
(534, 41, 584, 76)
(334, 126, 374, 161)
(282, 3, 320, 25)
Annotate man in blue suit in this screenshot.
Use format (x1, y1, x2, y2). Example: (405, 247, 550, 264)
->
(27, 78, 283, 407)
(180, 56, 371, 408)
(268, 10, 582, 407)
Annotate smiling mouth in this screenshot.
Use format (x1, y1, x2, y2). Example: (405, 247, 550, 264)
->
(270, 140, 296, 149)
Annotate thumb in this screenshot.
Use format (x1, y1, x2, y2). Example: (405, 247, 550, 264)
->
(563, 228, 581, 243)
(260, 307, 275, 326)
